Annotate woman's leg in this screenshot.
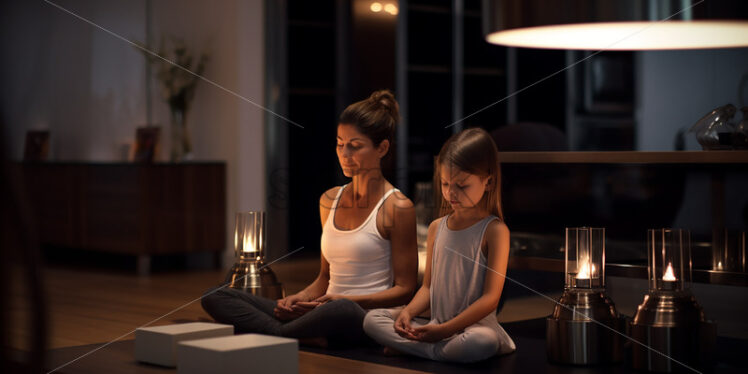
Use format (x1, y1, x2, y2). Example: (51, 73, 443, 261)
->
(279, 298, 367, 343)
(200, 287, 282, 335)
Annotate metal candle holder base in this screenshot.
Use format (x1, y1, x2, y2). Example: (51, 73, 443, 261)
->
(630, 292, 716, 373)
(227, 259, 284, 300)
(547, 289, 626, 365)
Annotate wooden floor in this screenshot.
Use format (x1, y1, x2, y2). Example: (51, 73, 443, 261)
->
(9, 257, 320, 351)
(9, 255, 557, 373)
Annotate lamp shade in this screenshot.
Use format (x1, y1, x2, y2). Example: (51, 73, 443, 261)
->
(483, 0, 748, 50)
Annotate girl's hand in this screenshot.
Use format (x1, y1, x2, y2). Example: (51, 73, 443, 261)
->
(394, 310, 418, 340)
(412, 323, 452, 342)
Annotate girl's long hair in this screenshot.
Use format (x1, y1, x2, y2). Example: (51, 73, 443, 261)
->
(434, 128, 504, 220)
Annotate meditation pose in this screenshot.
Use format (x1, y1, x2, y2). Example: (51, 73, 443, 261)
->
(201, 90, 417, 346)
(364, 128, 516, 363)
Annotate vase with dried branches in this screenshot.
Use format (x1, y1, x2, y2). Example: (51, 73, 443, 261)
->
(138, 38, 208, 161)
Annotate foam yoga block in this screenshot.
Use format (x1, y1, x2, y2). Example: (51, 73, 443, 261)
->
(135, 322, 234, 367)
(177, 334, 298, 374)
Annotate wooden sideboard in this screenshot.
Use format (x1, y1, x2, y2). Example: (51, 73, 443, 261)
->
(18, 162, 226, 275)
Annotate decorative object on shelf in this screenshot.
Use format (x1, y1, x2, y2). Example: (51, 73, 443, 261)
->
(226, 212, 284, 299)
(735, 106, 748, 149)
(712, 229, 746, 272)
(483, 0, 748, 50)
(133, 127, 160, 163)
(23, 130, 50, 161)
(137, 37, 208, 162)
(547, 227, 625, 365)
(689, 104, 737, 150)
(630, 228, 716, 373)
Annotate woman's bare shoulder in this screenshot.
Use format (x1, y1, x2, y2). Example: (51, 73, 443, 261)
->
(388, 190, 414, 209)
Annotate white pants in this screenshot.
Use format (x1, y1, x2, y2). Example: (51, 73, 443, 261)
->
(363, 307, 515, 363)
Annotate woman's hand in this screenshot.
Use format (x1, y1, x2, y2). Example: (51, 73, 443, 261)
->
(393, 310, 418, 340)
(313, 294, 343, 304)
(274, 292, 316, 320)
(276, 292, 308, 311)
(412, 323, 453, 343)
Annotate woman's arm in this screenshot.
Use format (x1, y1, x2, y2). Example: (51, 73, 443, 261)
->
(275, 188, 337, 315)
(413, 220, 510, 342)
(324, 192, 418, 309)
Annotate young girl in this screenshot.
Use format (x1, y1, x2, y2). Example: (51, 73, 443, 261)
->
(363, 128, 515, 363)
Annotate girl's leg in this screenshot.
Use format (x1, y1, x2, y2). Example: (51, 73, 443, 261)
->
(200, 287, 282, 335)
(363, 308, 440, 360)
(435, 325, 500, 363)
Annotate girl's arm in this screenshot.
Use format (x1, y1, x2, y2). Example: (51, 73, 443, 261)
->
(394, 218, 439, 339)
(317, 192, 418, 309)
(413, 220, 510, 342)
(403, 218, 439, 315)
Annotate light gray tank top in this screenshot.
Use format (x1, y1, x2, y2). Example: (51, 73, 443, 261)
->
(429, 214, 516, 353)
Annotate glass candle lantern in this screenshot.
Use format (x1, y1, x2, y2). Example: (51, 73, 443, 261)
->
(548, 226, 624, 365)
(227, 211, 283, 298)
(631, 228, 715, 372)
(235, 211, 265, 261)
(565, 227, 605, 290)
(647, 228, 691, 293)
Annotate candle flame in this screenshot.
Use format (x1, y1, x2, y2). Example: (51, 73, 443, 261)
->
(243, 235, 255, 253)
(576, 260, 595, 279)
(662, 262, 676, 281)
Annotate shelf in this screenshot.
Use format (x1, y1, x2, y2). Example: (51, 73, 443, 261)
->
(498, 151, 748, 164)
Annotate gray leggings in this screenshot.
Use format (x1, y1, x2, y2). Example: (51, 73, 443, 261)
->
(201, 287, 369, 344)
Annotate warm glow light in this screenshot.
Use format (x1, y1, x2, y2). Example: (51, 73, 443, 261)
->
(576, 259, 593, 279)
(243, 235, 255, 254)
(384, 3, 398, 15)
(663, 263, 677, 281)
(370, 2, 382, 12)
(486, 21, 748, 50)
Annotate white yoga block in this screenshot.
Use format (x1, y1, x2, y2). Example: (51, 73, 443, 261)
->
(177, 334, 299, 374)
(135, 322, 234, 367)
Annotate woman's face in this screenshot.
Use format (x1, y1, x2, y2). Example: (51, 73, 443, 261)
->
(336, 124, 387, 178)
(439, 163, 489, 210)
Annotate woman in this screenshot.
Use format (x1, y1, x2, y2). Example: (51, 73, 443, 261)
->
(201, 90, 418, 346)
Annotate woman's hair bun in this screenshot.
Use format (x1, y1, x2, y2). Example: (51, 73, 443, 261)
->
(369, 90, 399, 122)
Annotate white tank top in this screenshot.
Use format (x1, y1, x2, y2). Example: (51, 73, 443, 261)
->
(320, 184, 397, 296)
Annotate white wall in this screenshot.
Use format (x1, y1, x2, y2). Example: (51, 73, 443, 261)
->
(149, 0, 266, 265)
(636, 48, 748, 151)
(1, 0, 266, 265)
(1, 0, 148, 160)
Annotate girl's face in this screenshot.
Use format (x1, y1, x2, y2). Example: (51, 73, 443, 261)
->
(336, 124, 388, 178)
(439, 163, 490, 210)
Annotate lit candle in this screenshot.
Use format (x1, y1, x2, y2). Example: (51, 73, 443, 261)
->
(243, 235, 255, 254)
(661, 262, 677, 290)
(575, 258, 593, 288)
